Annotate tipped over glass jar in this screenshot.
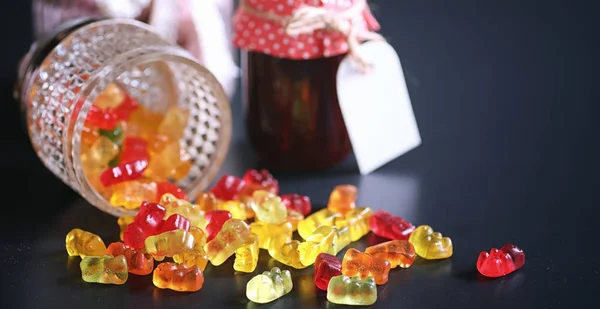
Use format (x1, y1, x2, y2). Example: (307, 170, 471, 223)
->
(15, 18, 232, 217)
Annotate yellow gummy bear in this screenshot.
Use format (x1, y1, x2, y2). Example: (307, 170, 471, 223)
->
(269, 240, 307, 269)
(109, 181, 157, 209)
(157, 106, 189, 141)
(251, 190, 287, 224)
(298, 226, 338, 266)
(144, 229, 208, 270)
(94, 83, 125, 108)
(334, 225, 352, 254)
(83, 135, 119, 167)
(217, 200, 248, 220)
(408, 225, 453, 260)
(234, 233, 259, 273)
(250, 221, 293, 250)
(65, 228, 107, 257)
(334, 206, 373, 242)
(204, 219, 251, 266)
(246, 267, 293, 304)
(160, 193, 207, 228)
(297, 208, 342, 240)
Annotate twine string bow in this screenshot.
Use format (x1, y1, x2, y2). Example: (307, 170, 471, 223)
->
(240, 0, 384, 72)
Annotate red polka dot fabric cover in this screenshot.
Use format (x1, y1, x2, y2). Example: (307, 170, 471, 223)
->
(233, 0, 380, 60)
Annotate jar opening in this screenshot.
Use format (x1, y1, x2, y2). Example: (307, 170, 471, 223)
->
(69, 47, 231, 217)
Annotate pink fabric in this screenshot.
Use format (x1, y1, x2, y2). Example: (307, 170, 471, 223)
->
(233, 0, 380, 60)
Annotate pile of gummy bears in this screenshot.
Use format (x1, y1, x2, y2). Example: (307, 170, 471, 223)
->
(80, 83, 193, 209)
(66, 169, 526, 306)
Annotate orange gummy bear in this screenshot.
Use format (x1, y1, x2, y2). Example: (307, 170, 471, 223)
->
(105, 242, 154, 275)
(341, 248, 391, 285)
(153, 262, 204, 292)
(327, 185, 357, 215)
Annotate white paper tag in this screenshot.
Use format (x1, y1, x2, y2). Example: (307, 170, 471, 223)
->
(337, 41, 422, 175)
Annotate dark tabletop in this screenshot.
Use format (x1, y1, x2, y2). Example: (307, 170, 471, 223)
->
(1, 0, 598, 308)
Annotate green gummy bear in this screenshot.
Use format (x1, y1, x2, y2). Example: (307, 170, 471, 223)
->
(80, 254, 128, 285)
(327, 275, 377, 306)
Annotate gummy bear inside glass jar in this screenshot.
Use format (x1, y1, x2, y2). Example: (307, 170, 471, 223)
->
(80, 82, 192, 211)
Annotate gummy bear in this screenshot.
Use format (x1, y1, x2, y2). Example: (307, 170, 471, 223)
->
(144, 142, 192, 181)
(83, 135, 119, 167)
(157, 106, 189, 141)
(408, 225, 453, 260)
(217, 200, 249, 220)
(204, 210, 232, 242)
(109, 180, 157, 209)
(119, 136, 149, 163)
(281, 194, 312, 216)
(327, 275, 377, 306)
(160, 194, 205, 228)
(476, 244, 525, 278)
(210, 174, 246, 200)
(251, 190, 287, 224)
(105, 242, 154, 275)
(94, 83, 125, 108)
(341, 248, 391, 285)
(65, 228, 107, 257)
(153, 262, 204, 292)
(234, 233, 259, 273)
(144, 229, 207, 270)
(156, 182, 188, 201)
(123, 202, 189, 250)
(246, 267, 293, 304)
(100, 159, 148, 187)
(80, 255, 128, 285)
(269, 240, 307, 269)
(327, 184, 357, 215)
(334, 206, 373, 241)
(298, 226, 338, 266)
(189, 192, 215, 213)
(158, 214, 191, 233)
(250, 221, 293, 250)
(369, 210, 415, 240)
(205, 219, 252, 266)
(297, 208, 342, 240)
(314, 253, 342, 291)
(286, 209, 304, 232)
(85, 105, 119, 130)
(365, 240, 416, 269)
(242, 168, 279, 195)
(98, 124, 124, 145)
(117, 215, 135, 241)
(334, 226, 352, 254)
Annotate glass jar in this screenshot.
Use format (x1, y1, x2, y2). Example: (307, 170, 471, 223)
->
(233, 0, 381, 171)
(15, 18, 231, 217)
(241, 51, 352, 171)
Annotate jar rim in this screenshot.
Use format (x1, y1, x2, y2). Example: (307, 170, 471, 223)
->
(69, 45, 231, 217)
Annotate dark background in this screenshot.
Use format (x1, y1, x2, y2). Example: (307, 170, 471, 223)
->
(0, 0, 598, 308)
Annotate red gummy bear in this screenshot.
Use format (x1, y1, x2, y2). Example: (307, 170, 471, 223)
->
(210, 175, 246, 200)
(123, 202, 191, 249)
(204, 210, 232, 242)
(368, 210, 415, 240)
(281, 194, 312, 216)
(242, 169, 279, 195)
(112, 95, 139, 120)
(158, 214, 191, 234)
(314, 253, 342, 290)
(477, 244, 525, 278)
(119, 137, 149, 163)
(123, 202, 166, 249)
(156, 181, 188, 201)
(85, 105, 119, 130)
(99, 159, 149, 187)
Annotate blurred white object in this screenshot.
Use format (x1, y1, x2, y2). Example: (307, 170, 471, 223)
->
(97, 0, 239, 97)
